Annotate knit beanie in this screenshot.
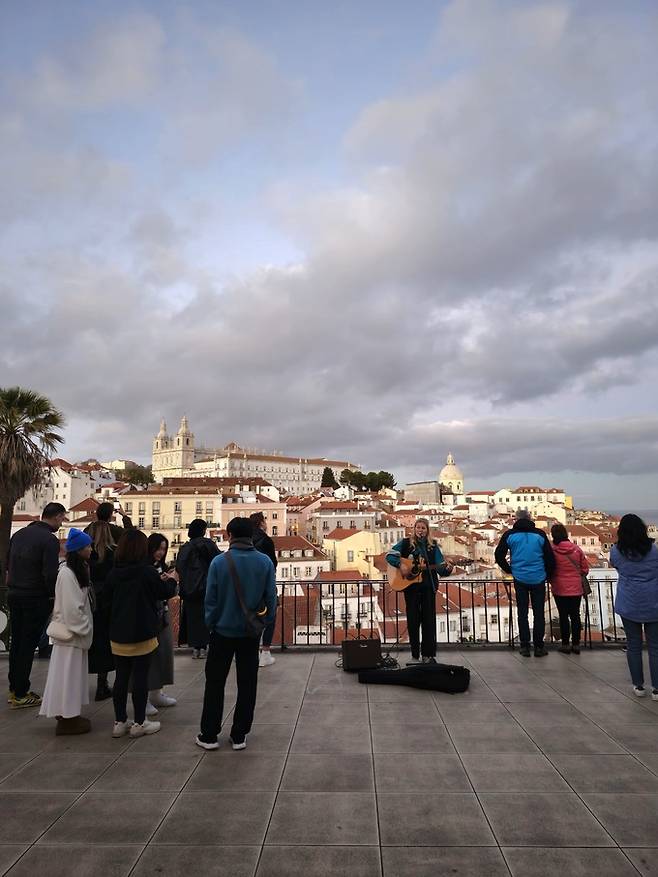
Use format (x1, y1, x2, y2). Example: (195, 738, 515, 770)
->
(66, 528, 93, 553)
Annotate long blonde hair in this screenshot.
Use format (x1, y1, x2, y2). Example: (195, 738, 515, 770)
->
(92, 520, 116, 562)
(411, 517, 433, 550)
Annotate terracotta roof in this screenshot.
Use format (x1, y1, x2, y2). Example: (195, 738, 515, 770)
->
(12, 514, 40, 522)
(163, 476, 274, 488)
(315, 570, 365, 582)
(318, 501, 359, 511)
(50, 458, 73, 471)
(324, 527, 360, 541)
(68, 497, 100, 513)
(272, 536, 326, 559)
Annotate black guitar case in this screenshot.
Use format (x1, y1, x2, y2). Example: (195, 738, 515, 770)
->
(357, 662, 470, 694)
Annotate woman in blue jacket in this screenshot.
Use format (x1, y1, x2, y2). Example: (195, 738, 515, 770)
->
(611, 514, 658, 698)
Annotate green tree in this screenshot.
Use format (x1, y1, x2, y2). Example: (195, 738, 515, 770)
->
(349, 471, 368, 491)
(339, 468, 354, 486)
(376, 470, 397, 490)
(122, 464, 154, 488)
(0, 387, 65, 584)
(321, 466, 339, 489)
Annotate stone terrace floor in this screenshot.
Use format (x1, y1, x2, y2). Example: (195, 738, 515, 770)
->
(0, 648, 657, 876)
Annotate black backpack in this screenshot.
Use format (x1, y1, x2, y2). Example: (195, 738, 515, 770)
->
(179, 541, 212, 602)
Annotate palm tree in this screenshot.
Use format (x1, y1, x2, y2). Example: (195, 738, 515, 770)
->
(0, 388, 65, 583)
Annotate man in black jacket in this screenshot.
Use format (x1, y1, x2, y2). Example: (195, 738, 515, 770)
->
(250, 512, 278, 667)
(7, 502, 66, 708)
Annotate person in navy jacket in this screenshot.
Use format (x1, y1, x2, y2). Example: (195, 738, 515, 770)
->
(611, 514, 658, 698)
(495, 509, 555, 657)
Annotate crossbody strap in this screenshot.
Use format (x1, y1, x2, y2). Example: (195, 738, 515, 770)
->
(226, 552, 250, 618)
(564, 551, 583, 574)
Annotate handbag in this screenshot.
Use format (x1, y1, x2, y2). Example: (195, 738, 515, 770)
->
(46, 619, 74, 643)
(226, 552, 268, 639)
(565, 551, 591, 596)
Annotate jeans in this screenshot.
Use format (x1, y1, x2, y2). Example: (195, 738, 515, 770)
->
(200, 633, 260, 743)
(8, 595, 53, 698)
(514, 581, 546, 648)
(404, 584, 437, 658)
(113, 653, 152, 724)
(262, 614, 276, 648)
(554, 595, 582, 644)
(621, 619, 658, 689)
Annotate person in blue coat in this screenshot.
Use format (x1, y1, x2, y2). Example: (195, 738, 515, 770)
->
(386, 518, 453, 665)
(611, 514, 658, 698)
(495, 509, 555, 657)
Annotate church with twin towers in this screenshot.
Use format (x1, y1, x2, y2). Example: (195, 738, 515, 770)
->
(151, 416, 361, 496)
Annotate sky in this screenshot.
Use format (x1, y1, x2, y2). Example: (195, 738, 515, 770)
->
(1, 0, 657, 510)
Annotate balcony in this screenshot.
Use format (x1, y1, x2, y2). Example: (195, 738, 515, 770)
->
(1, 648, 656, 875)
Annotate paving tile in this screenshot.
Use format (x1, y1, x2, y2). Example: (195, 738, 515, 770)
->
(131, 845, 260, 876)
(240, 724, 295, 753)
(299, 702, 369, 721)
(371, 722, 454, 754)
(0, 793, 76, 843)
(39, 792, 175, 844)
(266, 792, 378, 845)
(187, 754, 285, 791)
(505, 702, 594, 727)
(2, 753, 115, 792)
(257, 845, 380, 877)
(291, 723, 371, 754)
(479, 793, 615, 847)
(6, 845, 142, 876)
(448, 722, 537, 754)
(575, 700, 658, 725)
(0, 846, 28, 875)
(550, 754, 658, 793)
(624, 849, 658, 874)
(154, 792, 275, 845)
(488, 682, 563, 702)
(503, 847, 640, 876)
(92, 753, 203, 792)
(462, 754, 569, 792)
(530, 725, 625, 754)
(378, 793, 495, 847)
(374, 753, 470, 792)
(0, 756, 33, 783)
(0, 724, 55, 755)
(436, 702, 515, 725)
(251, 702, 302, 723)
(368, 701, 439, 724)
(583, 794, 658, 846)
(281, 754, 374, 792)
(603, 724, 658, 753)
(382, 847, 509, 876)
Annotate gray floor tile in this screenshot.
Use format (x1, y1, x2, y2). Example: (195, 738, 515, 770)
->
(604, 724, 658, 753)
(131, 845, 260, 876)
(266, 792, 378, 845)
(0, 846, 28, 875)
(624, 849, 658, 874)
(0, 756, 32, 783)
(583, 794, 658, 846)
(462, 754, 569, 792)
(448, 722, 537, 754)
(39, 792, 175, 844)
(369, 701, 439, 724)
(378, 793, 495, 847)
(153, 792, 275, 845)
(374, 753, 470, 792)
(0, 793, 76, 843)
(242, 724, 295, 753)
(299, 702, 369, 722)
(6, 845, 143, 876)
(550, 754, 658, 793)
(92, 753, 203, 792)
(505, 702, 594, 727)
(371, 722, 454, 754)
(530, 725, 625, 754)
(437, 702, 515, 725)
(479, 793, 615, 847)
(282, 754, 374, 792)
(488, 682, 563, 702)
(383, 847, 509, 876)
(3, 753, 115, 792)
(257, 845, 381, 877)
(187, 754, 285, 791)
(503, 847, 641, 876)
(291, 723, 371, 753)
(576, 700, 658, 725)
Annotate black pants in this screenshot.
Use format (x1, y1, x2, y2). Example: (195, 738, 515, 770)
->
(404, 584, 436, 658)
(113, 653, 151, 724)
(514, 581, 546, 647)
(554, 595, 582, 644)
(200, 633, 259, 743)
(8, 595, 52, 698)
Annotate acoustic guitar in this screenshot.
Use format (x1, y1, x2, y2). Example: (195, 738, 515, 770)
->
(386, 556, 448, 592)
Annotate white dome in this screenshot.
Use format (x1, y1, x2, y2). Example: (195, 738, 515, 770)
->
(439, 452, 464, 489)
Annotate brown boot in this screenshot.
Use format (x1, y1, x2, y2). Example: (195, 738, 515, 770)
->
(56, 716, 92, 736)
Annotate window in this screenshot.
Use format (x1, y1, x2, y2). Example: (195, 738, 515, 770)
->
(272, 512, 278, 520)
(206, 503, 213, 517)
(124, 502, 132, 514)
(449, 620, 457, 632)
(322, 522, 330, 531)
(280, 567, 288, 578)
(138, 517, 145, 528)
(272, 525, 278, 536)
(364, 520, 371, 529)
(152, 516, 160, 529)
(304, 566, 313, 577)
(339, 583, 346, 596)
(174, 501, 182, 513)
(359, 605, 368, 617)
(336, 520, 342, 529)
(349, 520, 356, 528)
(347, 550, 354, 562)
(152, 502, 160, 513)
(138, 502, 145, 514)
(293, 567, 300, 577)
(439, 621, 446, 633)
(17, 500, 26, 511)
(490, 614, 498, 625)
(174, 515, 181, 528)
(196, 501, 203, 515)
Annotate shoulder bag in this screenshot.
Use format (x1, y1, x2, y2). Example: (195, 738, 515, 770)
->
(225, 552, 268, 639)
(565, 550, 592, 596)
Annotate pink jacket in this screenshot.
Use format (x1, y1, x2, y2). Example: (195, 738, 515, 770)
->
(549, 541, 590, 596)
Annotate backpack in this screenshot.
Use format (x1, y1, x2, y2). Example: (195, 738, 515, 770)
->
(179, 541, 211, 602)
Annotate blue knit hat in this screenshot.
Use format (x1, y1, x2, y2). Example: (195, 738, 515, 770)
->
(65, 528, 92, 553)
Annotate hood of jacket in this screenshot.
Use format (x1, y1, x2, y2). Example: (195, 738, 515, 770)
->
(512, 518, 536, 533)
(552, 540, 579, 556)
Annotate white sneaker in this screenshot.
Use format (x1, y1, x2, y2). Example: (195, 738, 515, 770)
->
(652, 690, 658, 701)
(192, 649, 200, 659)
(130, 719, 161, 737)
(259, 650, 276, 667)
(150, 691, 177, 707)
(145, 701, 159, 716)
(198, 648, 207, 659)
(195, 734, 220, 750)
(634, 685, 647, 697)
(230, 736, 247, 750)
(112, 720, 133, 738)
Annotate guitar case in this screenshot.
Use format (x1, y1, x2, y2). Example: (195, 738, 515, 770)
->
(357, 662, 470, 694)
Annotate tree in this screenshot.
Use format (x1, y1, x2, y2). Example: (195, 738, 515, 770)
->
(376, 470, 396, 490)
(0, 387, 65, 584)
(321, 466, 339, 489)
(122, 464, 154, 488)
(339, 468, 354, 486)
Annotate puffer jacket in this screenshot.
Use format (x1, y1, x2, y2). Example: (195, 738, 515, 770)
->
(612, 544, 658, 622)
(549, 541, 590, 596)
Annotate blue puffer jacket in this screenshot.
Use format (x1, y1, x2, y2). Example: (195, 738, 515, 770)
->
(612, 544, 658, 622)
(494, 519, 555, 586)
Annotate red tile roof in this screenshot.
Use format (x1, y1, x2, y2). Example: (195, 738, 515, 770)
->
(315, 570, 365, 582)
(324, 527, 360, 541)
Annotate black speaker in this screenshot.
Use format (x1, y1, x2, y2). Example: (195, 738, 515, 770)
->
(341, 638, 382, 672)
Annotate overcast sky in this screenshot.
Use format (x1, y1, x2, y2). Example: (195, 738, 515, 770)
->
(1, 0, 657, 510)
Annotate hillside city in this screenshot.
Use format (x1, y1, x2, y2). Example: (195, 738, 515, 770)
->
(10, 416, 655, 649)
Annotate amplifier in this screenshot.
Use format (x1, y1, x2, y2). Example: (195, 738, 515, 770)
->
(341, 638, 382, 672)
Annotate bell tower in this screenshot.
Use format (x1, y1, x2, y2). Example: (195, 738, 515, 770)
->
(174, 415, 195, 473)
(152, 419, 171, 482)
